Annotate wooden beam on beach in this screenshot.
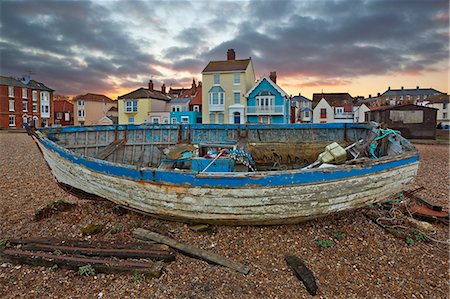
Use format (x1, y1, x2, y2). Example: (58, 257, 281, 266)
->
(133, 228, 250, 274)
(95, 138, 126, 160)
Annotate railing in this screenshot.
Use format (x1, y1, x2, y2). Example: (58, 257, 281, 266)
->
(334, 113, 353, 119)
(247, 105, 284, 115)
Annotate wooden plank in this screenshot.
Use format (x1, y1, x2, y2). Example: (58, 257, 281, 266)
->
(95, 138, 126, 160)
(1, 249, 162, 276)
(134, 228, 250, 274)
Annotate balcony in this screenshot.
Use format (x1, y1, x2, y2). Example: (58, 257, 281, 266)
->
(334, 112, 353, 119)
(247, 105, 284, 115)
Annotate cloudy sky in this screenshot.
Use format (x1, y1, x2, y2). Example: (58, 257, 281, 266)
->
(0, 0, 448, 99)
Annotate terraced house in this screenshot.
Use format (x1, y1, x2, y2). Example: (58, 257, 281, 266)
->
(202, 49, 256, 124)
(245, 72, 290, 124)
(0, 75, 54, 128)
(118, 80, 173, 125)
(170, 80, 202, 124)
(73, 93, 117, 126)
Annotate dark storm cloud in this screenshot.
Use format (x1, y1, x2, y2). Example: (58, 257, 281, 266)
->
(174, 0, 449, 87)
(0, 0, 163, 95)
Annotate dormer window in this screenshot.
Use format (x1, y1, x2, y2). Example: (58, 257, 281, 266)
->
(335, 107, 344, 114)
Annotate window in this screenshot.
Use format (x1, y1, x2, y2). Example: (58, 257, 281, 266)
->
(170, 117, 176, 124)
(209, 113, 216, 124)
(40, 92, 48, 101)
(23, 116, 28, 125)
(443, 103, 448, 110)
(9, 100, 14, 112)
(163, 118, 169, 124)
(56, 112, 63, 119)
(209, 92, 224, 105)
(193, 105, 199, 112)
(78, 109, 85, 118)
(320, 108, 327, 118)
(304, 111, 310, 118)
(335, 107, 344, 115)
(234, 73, 240, 85)
(233, 92, 240, 104)
(8, 86, 14, 97)
(32, 104, 37, 112)
(424, 95, 428, 99)
(181, 116, 189, 124)
(443, 112, 448, 119)
(256, 96, 275, 112)
(128, 117, 134, 124)
(152, 117, 160, 124)
(22, 88, 27, 99)
(213, 74, 220, 85)
(125, 100, 137, 112)
(32, 90, 37, 101)
(22, 101, 28, 112)
(65, 113, 70, 121)
(258, 116, 272, 124)
(45, 106, 49, 113)
(78, 100, 85, 106)
(218, 113, 224, 124)
(9, 115, 15, 126)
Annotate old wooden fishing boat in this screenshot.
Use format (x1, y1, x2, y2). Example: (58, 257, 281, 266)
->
(31, 123, 419, 225)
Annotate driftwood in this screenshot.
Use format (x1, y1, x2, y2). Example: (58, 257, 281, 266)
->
(19, 243, 175, 262)
(7, 238, 157, 248)
(285, 256, 318, 296)
(95, 138, 126, 160)
(1, 249, 163, 276)
(134, 228, 250, 274)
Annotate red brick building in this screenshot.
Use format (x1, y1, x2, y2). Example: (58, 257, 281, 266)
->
(0, 75, 54, 128)
(53, 95, 74, 126)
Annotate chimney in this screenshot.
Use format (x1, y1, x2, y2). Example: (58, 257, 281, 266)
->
(161, 83, 166, 94)
(198, 81, 202, 87)
(377, 92, 380, 97)
(369, 94, 372, 98)
(416, 86, 419, 89)
(388, 86, 391, 90)
(148, 80, 154, 91)
(298, 93, 301, 96)
(269, 71, 277, 83)
(227, 49, 235, 60)
(401, 86, 404, 90)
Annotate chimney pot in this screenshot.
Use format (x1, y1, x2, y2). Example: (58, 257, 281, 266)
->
(269, 71, 277, 84)
(377, 92, 380, 97)
(401, 86, 404, 90)
(161, 83, 166, 94)
(369, 94, 371, 98)
(227, 49, 236, 60)
(148, 80, 154, 91)
(416, 86, 419, 89)
(388, 86, 391, 90)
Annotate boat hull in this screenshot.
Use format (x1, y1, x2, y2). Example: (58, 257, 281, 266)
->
(36, 136, 419, 225)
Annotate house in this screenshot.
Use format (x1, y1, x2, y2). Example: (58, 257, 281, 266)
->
(245, 73, 290, 124)
(73, 93, 116, 126)
(118, 80, 173, 125)
(0, 75, 54, 128)
(290, 93, 312, 123)
(353, 103, 371, 123)
(53, 95, 74, 126)
(370, 86, 444, 107)
(202, 49, 256, 124)
(367, 104, 437, 139)
(424, 94, 449, 128)
(170, 79, 202, 124)
(312, 93, 354, 123)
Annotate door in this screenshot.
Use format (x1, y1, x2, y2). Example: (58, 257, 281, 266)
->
(233, 112, 241, 124)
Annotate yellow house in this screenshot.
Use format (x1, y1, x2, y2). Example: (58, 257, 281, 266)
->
(202, 49, 256, 124)
(118, 80, 172, 125)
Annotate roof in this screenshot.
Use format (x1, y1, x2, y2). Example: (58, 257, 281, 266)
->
(170, 97, 192, 105)
(118, 88, 172, 101)
(208, 86, 225, 93)
(189, 84, 202, 106)
(202, 58, 251, 73)
(312, 93, 354, 108)
(108, 106, 118, 112)
(356, 97, 378, 105)
(245, 76, 288, 98)
(73, 93, 114, 102)
(381, 87, 444, 97)
(168, 87, 187, 96)
(0, 75, 54, 91)
(53, 95, 71, 102)
(291, 95, 311, 102)
(425, 94, 449, 104)
(369, 103, 438, 112)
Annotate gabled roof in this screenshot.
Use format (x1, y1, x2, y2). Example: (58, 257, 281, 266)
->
(245, 76, 288, 98)
(118, 88, 171, 101)
(0, 75, 54, 91)
(170, 97, 192, 105)
(108, 106, 118, 112)
(356, 97, 378, 105)
(189, 84, 202, 106)
(381, 87, 444, 96)
(202, 59, 251, 73)
(73, 93, 115, 102)
(312, 93, 354, 108)
(424, 94, 449, 104)
(53, 95, 72, 102)
(209, 86, 225, 93)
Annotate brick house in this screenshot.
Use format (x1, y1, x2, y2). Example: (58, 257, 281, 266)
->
(53, 95, 74, 126)
(0, 75, 54, 128)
